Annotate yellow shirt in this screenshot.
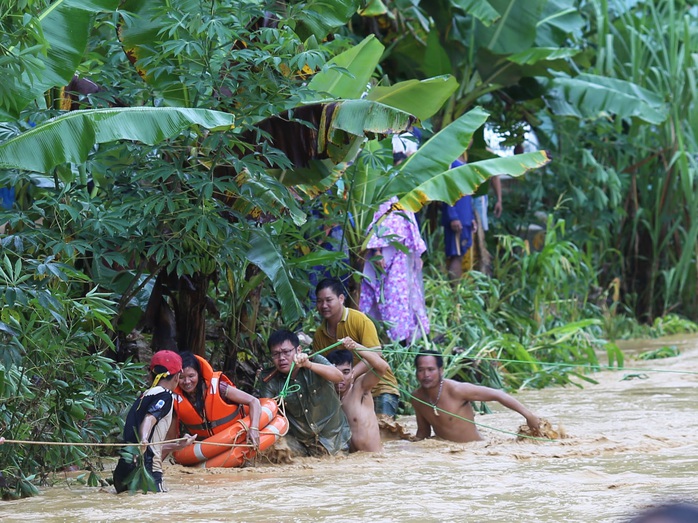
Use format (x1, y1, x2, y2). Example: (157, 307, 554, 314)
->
(313, 307, 399, 397)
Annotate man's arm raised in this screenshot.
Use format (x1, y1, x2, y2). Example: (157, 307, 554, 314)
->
(341, 337, 389, 392)
(454, 382, 539, 432)
(294, 352, 343, 383)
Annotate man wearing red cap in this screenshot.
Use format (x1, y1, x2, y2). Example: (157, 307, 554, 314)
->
(113, 350, 195, 493)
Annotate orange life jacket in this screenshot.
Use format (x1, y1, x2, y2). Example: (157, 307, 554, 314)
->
(174, 355, 245, 438)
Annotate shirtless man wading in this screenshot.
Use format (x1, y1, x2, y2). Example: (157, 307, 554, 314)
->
(411, 350, 540, 442)
(327, 338, 389, 452)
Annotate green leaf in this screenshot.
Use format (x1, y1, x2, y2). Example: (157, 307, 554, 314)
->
(307, 35, 384, 99)
(507, 47, 579, 65)
(0, 107, 235, 172)
(291, 0, 361, 41)
(475, 0, 548, 54)
(365, 76, 458, 121)
(387, 107, 490, 196)
(422, 30, 452, 77)
(324, 99, 415, 138)
(534, 0, 585, 47)
(450, 0, 500, 26)
(398, 151, 551, 212)
(547, 73, 669, 125)
(246, 228, 304, 323)
(2, 0, 120, 116)
(118, 0, 192, 106)
(358, 0, 388, 16)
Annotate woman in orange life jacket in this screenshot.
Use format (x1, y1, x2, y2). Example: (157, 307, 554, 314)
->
(174, 352, 261, 448)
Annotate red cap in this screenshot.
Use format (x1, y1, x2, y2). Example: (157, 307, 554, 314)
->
(150, 350, 182, 376)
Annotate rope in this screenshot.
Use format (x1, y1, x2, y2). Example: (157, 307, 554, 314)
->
(1, 428, 282, 450)
(0, 437, 189, 448)
(270, 341, 559, 442)
(341, 346, 698, 376)
(6, 342, 685, 452)
(276, 340, 344, 399)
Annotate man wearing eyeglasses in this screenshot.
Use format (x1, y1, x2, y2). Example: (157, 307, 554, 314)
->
(257, 330, 351, 457)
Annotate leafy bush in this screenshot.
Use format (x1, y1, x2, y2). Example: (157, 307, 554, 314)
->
(0, 254, 144, 499)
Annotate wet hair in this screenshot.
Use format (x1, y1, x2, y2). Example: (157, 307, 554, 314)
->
(327, 349, 353, 367)
(267, 330, 299, 351)
(628, 503, 698, 523)
(315, 278, 346, 299)
(179, 351, 205, 415)
(415, 349, 444, 369)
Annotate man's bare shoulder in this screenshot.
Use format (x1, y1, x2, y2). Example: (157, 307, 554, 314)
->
(444, 379, 478, 396)
(444, 379, 501, 403)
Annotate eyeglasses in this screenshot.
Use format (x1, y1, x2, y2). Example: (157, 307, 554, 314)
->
(271, 347, 297, 360)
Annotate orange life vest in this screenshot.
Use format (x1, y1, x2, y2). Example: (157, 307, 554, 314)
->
(174, 355, 245, 438)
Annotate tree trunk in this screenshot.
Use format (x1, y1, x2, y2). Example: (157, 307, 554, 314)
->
(173, 273, 209, 356)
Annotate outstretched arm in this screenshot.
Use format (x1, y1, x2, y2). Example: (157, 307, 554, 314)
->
(342, 337, 389, 392)
(294, 353, 343, 383)
(455, 383, 539, 431)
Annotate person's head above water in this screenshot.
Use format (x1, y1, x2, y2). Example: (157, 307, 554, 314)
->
(414, 350, 444, 391)
(315, 278, 347, 323)
(327, 349, 354, 395)
(414, 350, 444, 369)
(179, 351, 205, 403)
(267, 330, 301, 375)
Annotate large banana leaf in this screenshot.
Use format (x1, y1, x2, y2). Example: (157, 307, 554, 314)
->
(246, 227, 304, 322)
(307, 35, 384, 99)
(0, 107, 234, 172)
(450, 0, 500, 26)
(534, 0, 585, 47)
(398, 151, 551, 212)
(385, 107, 490, 195)
(422, 30, 452, 77)
(507, 47, 579, 66)
(289, 0, 361, 41)
(475, 0, 548, 55)
(307, 34, 457, 120)
(547, 73, 669, 125)
(321, 99, 414, 142)
(365, 76, 458, 121)
(2, 0, 119, 116)
(249, 99, 414, 180)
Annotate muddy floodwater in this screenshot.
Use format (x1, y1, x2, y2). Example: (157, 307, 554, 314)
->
(3, 335, 698, 522)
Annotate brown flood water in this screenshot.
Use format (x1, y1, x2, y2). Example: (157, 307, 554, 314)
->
(3, 335, 698, 522)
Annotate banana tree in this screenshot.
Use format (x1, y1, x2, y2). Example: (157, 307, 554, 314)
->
(296, 34, 551, 303)
(0, 0, 420, 361)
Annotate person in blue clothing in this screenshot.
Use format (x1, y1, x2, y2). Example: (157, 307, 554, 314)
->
(442, 157, 477, 283)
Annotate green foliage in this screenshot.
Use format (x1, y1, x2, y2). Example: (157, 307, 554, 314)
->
(648, 315, 698, 337)
(521, 0, 698, 321)
(0, 253, 145, 498)
(636, 345, 680, 361)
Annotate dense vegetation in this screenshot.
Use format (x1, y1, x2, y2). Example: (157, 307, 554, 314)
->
(1, 0, 697, 498)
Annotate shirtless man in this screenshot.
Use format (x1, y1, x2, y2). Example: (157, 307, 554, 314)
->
(327, 338, 389, 452)
(411, 350, 540, 442)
